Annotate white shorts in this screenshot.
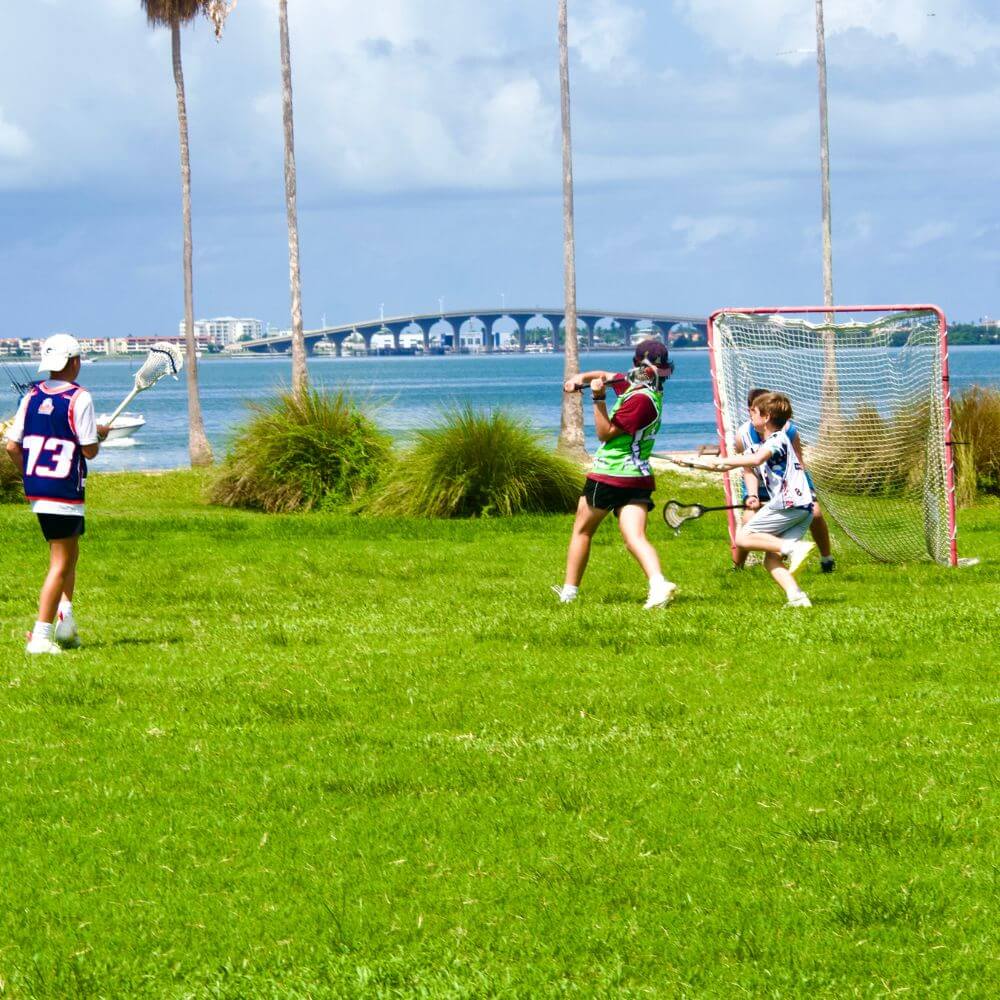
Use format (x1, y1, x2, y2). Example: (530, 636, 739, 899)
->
(746, 505, 813, 541)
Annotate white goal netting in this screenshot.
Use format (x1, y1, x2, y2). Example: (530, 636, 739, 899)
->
(710, 306, 957, 565)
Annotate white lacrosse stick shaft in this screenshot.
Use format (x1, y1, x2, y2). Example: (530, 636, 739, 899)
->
(106, 386, 141, 428)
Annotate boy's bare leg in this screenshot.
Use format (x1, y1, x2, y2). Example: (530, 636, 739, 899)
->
(764, 552, 801, 600)
(564, 497, 609, 587)
(733, 508, 753, 567)
(810, 506, 832, 558)
(38, 538, 79, 625)
(734, 527, 785, 555)
(617, 503, 663, 580)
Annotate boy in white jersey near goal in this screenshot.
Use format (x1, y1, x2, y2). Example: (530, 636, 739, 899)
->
(554, 339, 678, 610)
(733, 387, 834, 572)
(4, 335, 108, 654)
(709, 392, 816, 607)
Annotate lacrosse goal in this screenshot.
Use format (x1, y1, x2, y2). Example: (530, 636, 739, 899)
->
(709, 305, 958, 566)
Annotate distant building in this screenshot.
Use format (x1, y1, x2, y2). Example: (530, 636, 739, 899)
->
(181, 317, 263, 347)
(0, 338, 34, 357)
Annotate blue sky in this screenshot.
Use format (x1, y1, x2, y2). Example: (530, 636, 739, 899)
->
(1, 0, 998, 339)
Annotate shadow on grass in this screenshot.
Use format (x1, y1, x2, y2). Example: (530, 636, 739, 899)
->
(82, 637, 182, 651)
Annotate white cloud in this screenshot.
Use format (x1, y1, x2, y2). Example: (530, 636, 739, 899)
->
(903, 221, 957, 249)
(0, 108, 31, 161)
(674, 0, 1000, 63)
(671, 215, 756, 250)
(571, 0, 645, 74)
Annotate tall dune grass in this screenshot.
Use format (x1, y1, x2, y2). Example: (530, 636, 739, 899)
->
(952, 385, 1000, 503)
(364, 406, 581, 518)
(0, 453, 22, 503)
(209, 389, 390, 513)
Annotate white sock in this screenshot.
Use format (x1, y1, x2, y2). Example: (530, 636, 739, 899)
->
(58, 600, 73, 618)
(820, 556, 834, 565)
(561, 584, 579, 598)
(33, 622, 53, 641)
(649, 574, 667, 590)
(780, 541, 795, 557)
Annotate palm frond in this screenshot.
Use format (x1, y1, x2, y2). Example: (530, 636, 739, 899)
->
(140, 0, 234, 34)
(140, 0, 204, 28)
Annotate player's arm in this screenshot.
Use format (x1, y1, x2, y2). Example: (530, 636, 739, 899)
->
(5, 438, 22, 468)
(591, 379, 625, 442)
(74, 391, 107, 459)
(717, 445, 772, 470)
(742, 469, 761, 509)
(4, 396, 28, 468)
(563, 370, 618, 393)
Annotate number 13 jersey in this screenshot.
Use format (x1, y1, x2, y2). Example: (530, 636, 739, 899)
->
(10, 381, 98, 515)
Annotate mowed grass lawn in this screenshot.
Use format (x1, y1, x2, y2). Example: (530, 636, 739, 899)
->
(0, 470, 998, 998)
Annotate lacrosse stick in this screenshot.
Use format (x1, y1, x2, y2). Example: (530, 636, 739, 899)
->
(661, 454, 724, 472)
(663, 499, 746, 532)
(105, 342, 184, 427)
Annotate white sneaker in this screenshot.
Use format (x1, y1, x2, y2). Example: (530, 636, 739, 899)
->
(785, 592, 812, 608)
(644, 581, 678, 610)
(54, 611, 81, 649)
(25, 634, 63, 655)
(551, 585, 577, 604)
(786, 540, 816, 577)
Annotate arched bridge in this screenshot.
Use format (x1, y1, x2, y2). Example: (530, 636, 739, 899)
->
(236, 308, 708, 356)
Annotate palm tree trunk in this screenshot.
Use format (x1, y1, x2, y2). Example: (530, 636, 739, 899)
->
(815, 0, 840, 430)
(279, 0, 307, 398)
(557, 0, 586, 461)
(172, 21, 213, 467)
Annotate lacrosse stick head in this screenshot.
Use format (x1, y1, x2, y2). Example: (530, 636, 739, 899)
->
(663, 500, 705, 530)
(135, 342, 184, 390)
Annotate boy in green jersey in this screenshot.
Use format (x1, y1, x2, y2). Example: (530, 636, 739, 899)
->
(555, 339, 678, 609)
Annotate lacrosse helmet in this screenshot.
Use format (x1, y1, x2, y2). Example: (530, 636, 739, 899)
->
(628, 337, 674, 390)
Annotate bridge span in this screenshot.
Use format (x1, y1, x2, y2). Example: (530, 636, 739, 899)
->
(236, 308, 707, 356)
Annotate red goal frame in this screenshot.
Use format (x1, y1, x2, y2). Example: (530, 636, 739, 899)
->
(707, 304, 958, 567)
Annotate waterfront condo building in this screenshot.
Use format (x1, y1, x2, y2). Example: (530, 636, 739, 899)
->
(182, 317, 264, 347)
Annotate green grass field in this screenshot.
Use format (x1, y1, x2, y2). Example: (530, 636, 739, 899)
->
(1, 471, 998, 998)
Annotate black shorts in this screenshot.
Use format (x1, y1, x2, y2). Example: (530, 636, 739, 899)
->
(582, 479, 655, 516)
(37, 514, 85, 542)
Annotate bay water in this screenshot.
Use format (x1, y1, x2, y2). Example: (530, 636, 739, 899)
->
(6, 347, 1000, 472)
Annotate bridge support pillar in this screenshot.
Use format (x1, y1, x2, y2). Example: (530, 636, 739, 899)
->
(517, 323, 526, 353)
(363, 330, 375, 355)
(543, 315, 563, 351)
(481, 319, 493, 353)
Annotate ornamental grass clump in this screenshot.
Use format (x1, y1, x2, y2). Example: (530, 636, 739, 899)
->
(365, 405, 581, 518)
(0, 453, 22, 503)
(952, 385, 1000, 504)
(0, 417, 22, 503)
(209, 389, 390, 513)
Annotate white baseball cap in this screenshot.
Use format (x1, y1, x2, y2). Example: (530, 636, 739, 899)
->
(38, 333, 82, 373)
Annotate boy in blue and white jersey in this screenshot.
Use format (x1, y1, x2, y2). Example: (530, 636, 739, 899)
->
(711, 392, 817, 607)
(732, 387, 834, 572)
(4, 334, 108, 654)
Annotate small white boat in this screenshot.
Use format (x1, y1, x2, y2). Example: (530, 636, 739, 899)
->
(98, 412, 146, 443)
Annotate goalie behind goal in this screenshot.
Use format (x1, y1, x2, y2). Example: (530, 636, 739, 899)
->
(709, 305, 958, 566)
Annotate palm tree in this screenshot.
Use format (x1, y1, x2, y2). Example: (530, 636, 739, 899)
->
(278, 0, 307, 398)
(140, 0, 233, 466)
(556, 0, 587, 461)
(815, 0, 840, 426)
